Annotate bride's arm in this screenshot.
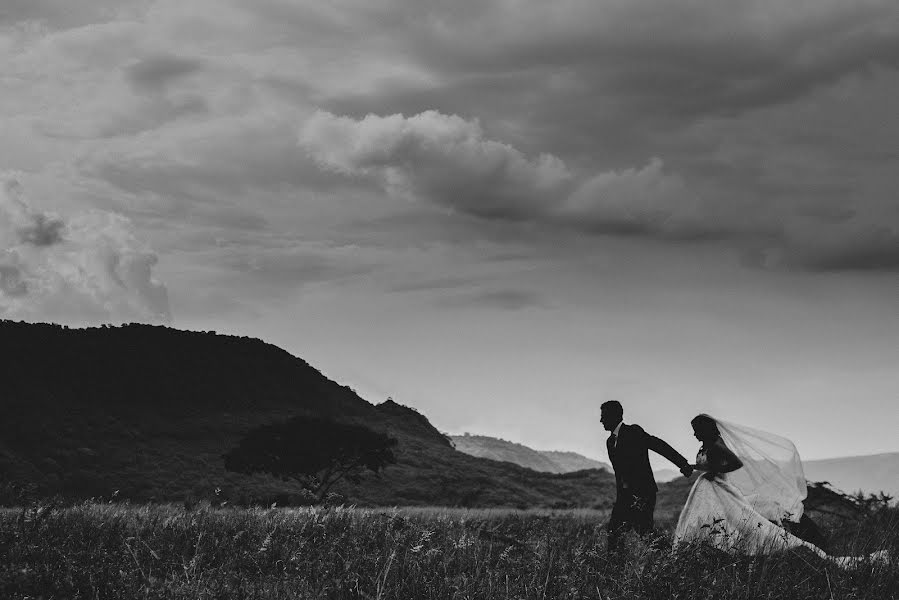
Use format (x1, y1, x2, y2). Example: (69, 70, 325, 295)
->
(707, 438, 743, 476)
(715, 439, 743, 473)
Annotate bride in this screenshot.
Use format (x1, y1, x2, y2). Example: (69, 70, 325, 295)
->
(674, 414, 887, 568)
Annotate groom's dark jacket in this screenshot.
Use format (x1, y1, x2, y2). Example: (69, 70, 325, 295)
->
(607, 423, 689, 496)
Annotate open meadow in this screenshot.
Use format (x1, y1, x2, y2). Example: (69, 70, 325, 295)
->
(1, 501, 896, 599)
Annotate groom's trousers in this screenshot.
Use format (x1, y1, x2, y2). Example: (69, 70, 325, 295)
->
(607, 491, 656, 553)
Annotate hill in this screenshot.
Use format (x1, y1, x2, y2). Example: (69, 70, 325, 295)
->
(0, 320, 617, 508)
(803, 453, 899, 499)
(541, 450, 611, 473)
(450, 434, 610, 473)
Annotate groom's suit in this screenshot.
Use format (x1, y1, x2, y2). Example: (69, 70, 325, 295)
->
(607, 422, 689, 551)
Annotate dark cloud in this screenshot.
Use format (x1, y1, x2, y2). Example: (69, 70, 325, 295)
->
(444, 288, 546, 311)
(789, 225, 899, 272)
(126, 54, 205, 92)
(301, 109, 899, 271)
(17, 211, 66, 246)
(312, 1, 899, 164)
(0, 264, 28, 297)
(300, 110, 762, 241)
(300, 110, 572, 220)
(404, 1, 899, 114)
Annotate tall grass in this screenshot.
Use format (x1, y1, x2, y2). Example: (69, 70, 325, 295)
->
(1, 502, 896, 599)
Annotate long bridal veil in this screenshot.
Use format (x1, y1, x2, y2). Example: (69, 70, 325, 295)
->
(715, 418, 807, 524)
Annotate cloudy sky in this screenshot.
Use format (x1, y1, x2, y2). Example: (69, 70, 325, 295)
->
(2, 0, 897, 465)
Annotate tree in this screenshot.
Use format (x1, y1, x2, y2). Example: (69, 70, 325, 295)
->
(223, 416, 397, 503)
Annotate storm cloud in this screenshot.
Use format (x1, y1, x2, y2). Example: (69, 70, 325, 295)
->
(299, 111, 721, 236)
(301, 109, 899, 271)
(300, 112, 745, 240)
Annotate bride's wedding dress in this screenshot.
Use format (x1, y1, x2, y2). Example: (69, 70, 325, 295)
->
(673, 418, 887, 568)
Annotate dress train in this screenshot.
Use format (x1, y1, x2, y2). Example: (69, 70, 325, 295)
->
(674, 475, 888, 569)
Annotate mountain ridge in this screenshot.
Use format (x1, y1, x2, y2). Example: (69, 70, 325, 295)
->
(0, 320, 619, 509)
(450, 434, 611, 474)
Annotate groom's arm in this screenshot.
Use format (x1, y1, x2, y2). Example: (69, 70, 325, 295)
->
(642, 429, 690, 469)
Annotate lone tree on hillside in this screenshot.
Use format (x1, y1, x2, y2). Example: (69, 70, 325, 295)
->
(223, 416, 397, 503)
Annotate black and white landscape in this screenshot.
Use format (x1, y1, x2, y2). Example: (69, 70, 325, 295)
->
(2, 1, 898, 598)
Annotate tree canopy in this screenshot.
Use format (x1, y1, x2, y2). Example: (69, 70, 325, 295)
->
(223, 416, 398, 502)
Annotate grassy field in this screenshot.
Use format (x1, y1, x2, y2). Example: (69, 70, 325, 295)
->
(1, 501, 896, 599)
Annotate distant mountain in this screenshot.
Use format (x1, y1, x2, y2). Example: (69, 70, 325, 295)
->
(803, 453, 899, 498)
(450, 434, 611, 474)
(450, 435, 563, 472)
(541, 451, 611, 473)
(0, 320, 617, 509)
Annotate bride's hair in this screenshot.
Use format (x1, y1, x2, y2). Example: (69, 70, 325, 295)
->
(691, 413, 720, 438)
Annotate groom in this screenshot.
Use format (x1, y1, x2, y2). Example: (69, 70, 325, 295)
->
(601, 400, 693, 552)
